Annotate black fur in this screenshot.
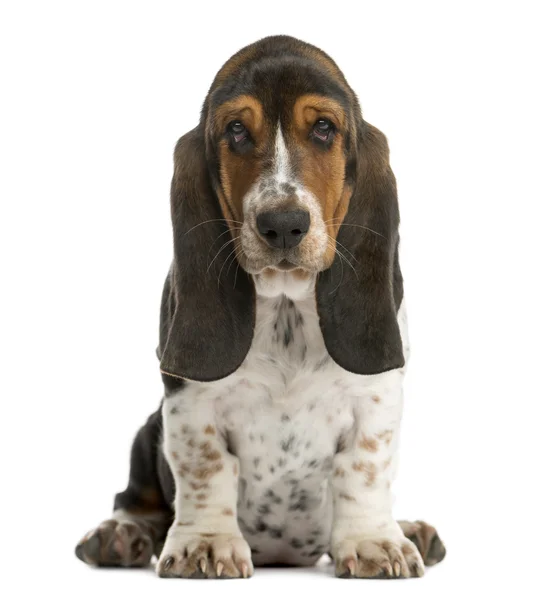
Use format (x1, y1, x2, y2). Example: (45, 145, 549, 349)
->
(316, 121, 405, 375)
(158, 128, 255, 383)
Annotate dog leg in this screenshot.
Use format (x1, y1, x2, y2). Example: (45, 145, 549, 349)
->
(330, 368, 426, 578)
(156, 388, 252, 579)
(398, 520, 446, 566)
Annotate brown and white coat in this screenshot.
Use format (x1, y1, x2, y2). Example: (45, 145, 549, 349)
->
(75, 35, 446, 579)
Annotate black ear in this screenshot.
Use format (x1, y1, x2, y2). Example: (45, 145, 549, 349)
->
(158, 126, 255, 383)
(316, 121, 404, 375)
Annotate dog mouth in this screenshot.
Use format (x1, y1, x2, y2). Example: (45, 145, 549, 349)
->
(239, 251, 317, 275)
(274, 259, 298, 271)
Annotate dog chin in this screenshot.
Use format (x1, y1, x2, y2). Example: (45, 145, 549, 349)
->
(252, 267, 315, 300)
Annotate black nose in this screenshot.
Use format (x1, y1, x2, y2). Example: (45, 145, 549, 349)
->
(256, 210, 311, 249)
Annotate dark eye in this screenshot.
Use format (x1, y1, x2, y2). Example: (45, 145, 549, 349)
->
(228, 120, 248, 144)
(312, 119, 335, 143)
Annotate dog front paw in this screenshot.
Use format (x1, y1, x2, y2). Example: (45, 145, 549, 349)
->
(157, 532, 253, 579)
(333, 536, 425, 579)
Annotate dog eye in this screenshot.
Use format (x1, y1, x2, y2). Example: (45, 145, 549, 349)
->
(312, 119, 334, 143)
(228, 120, 248, 144)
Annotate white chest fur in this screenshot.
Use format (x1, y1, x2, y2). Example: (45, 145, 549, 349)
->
(162, 274, 408, 565)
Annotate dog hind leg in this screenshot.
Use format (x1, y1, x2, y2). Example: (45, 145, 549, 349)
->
(398, 520, 446, 566)
(75, 408, 172, 567)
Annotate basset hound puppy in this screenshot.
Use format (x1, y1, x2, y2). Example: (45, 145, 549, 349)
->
(75, 35, 446, 579)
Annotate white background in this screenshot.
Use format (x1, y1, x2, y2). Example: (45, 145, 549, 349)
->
(1, 1, 549, 598)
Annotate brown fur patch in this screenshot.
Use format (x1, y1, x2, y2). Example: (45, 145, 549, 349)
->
(372, 395, 381, 404)
(196, 493, 208, 501)
(352, 460, 378, 486)
(177, 521, 194, 527)
(211, 95, 264, 137)
(295, 95, 346, 130)
(190, 482, 209, 491)
(178, 464, 190, 477)
(195, 504, 208, 510)
(140, 487, 161, 505)
(199, 440, 222, 461)
(222, 508, 234, 516)
(291, 268, 311, 280)
(359, 435, 379, 452)
(204, 449, 222, 462)
(376, 430, 394, 445)
(192, 462, 224, 480)
(333, 467, 346, 477)
(204, 425, 216, 435)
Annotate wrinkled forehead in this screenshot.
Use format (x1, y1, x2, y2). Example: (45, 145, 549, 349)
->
(208, 56, 353, 131)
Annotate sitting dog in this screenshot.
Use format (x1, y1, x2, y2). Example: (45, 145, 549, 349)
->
(75, 35, 446, 579)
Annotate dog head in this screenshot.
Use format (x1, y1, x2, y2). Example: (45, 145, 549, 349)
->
(159, 36, 403, 383)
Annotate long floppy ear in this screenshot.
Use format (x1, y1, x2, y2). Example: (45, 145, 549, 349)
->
(316, 121, 404, 375)
(158, 126, 255, 383)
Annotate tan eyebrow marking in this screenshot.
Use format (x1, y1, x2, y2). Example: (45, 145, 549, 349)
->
(293, 94, 347, 131)
(210, 95, 264, 137)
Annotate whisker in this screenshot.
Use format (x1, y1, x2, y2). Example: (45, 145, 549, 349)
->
(324, 219, 386, 239)
(183, 218, 243, 238)
(206, 237, 238, 274)
(329, 248, 344, 295)
(217, 243, 241, 288)
(232, 250, 246, 289)
(225, 245, 243, 280)
(327, 235, 358, 264)
(208, 228, 239, 258)
(326, 240, 358, 281)
(338, 223, 386, 239)
(337, 249, 359, 279)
